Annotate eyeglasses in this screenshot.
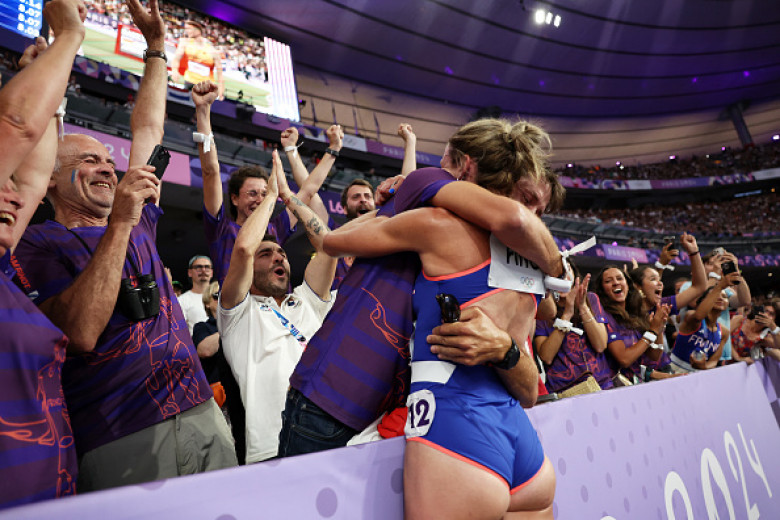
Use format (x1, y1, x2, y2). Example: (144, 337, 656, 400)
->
(242, 190, 266, 198)
(191, 265, 212, 271)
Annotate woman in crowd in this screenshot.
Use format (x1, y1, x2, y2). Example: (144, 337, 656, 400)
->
(594, 266, 673, 384)
(325, 119, 557, 519)
(534, 272, 613, 392)
(731, 299, 780, 363)
(621, 234, 707, 376)
(669, 274, 739, 373)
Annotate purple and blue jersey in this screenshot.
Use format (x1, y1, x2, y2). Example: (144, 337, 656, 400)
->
(204, 203, 293, 285)
(0, 252, 77, 509)
(13, 205, 212, 456)
(290, 168, 455, 431)
(535, 292, 613, 391)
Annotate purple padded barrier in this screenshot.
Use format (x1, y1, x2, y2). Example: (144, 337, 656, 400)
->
(526, 362, 780, 519)
(4, 362, 780, 519)
(754, 357, 780, 429)
(4, 438, 406, 519)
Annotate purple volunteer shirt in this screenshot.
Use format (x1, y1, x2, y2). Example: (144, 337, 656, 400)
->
(204, 203, 293, 285)
(535, 292, 614, 391)
(13, 205, 212, 456)
(0, 252, 77, 509)
(604, 311, 671, 380)
(290, 167, 455, 431)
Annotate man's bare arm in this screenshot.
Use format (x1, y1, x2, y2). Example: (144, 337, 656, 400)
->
(126, 0, 167, 170)
(432, 182, 563, 276)
(0, 0, 85, 186)
(191, 81, 222, 217)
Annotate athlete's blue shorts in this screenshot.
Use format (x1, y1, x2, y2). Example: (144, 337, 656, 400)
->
(406, 385, 545, 491)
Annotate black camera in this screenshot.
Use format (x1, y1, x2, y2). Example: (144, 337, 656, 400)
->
(748, 305, 764, 320)
(721, 260, 741, 284)
(663, 235, 676, 250)
(117, 274, 160, 321)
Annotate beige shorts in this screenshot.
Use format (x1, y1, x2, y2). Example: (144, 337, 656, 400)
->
(77, 398, 237, 492)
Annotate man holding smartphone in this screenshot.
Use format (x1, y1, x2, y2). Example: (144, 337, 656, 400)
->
(13, 0, 236, 493)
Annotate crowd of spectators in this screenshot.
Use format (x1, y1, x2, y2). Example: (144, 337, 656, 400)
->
(558, 191, 779, 238)
(558, 140, 780, 182)
(2, 1, 779, 515)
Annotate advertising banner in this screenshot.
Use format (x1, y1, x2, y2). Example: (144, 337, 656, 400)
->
(5, 362, 779, 520)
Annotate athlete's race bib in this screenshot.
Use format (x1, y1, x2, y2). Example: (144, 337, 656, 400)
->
(187, 60, 210, 77)
(405, 389, 437, 438)
(487, 234, 546, 295)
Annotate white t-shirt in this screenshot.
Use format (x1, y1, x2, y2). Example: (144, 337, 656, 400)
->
(217, 283, 335, 463)
(178, 290, 209, 336)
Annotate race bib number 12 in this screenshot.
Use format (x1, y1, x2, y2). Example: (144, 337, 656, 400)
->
(405, 389, 437, 438)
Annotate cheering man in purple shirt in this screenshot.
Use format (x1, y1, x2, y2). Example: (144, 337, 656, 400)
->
(0, 0, 86, 508)
(13, 0, 236, 493)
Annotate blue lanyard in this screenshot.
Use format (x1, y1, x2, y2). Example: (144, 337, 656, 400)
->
(260, 301, 307, 346)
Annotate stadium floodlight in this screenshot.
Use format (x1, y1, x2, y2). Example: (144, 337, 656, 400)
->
(535, 9, 545, 24)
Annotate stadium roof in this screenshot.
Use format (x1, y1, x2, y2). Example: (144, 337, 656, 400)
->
(182, 0, 780, 118)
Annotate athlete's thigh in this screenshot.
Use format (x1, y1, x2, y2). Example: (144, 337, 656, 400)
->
(404, 439, 510, 520)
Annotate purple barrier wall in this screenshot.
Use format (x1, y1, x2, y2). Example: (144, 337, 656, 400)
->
(4, 362, 779, 519)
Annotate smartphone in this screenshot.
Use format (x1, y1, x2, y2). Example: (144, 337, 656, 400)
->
(662, 235, 676, 250)
(721, 260, 740, 284)
(748, 305, 764, 320)
(436, 293, 460, 323)
(147, 145, 170, 180)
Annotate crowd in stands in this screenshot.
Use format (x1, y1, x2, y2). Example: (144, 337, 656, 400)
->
(558, 140, 780, 182)
(559, 191, 780, 238)
(2, 1, 780, 517)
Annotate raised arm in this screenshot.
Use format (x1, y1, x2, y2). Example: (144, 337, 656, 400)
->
(9, 42, 62, 250)
(126, 0, 167, 168)
(272, 152, 337, 299)
(276, 153, 330, 252)
(0, 0, 85, 186)
(12, 118, 58, 250)
(398, 124, 417, 177)
(675, 233, 707, 309)
(722, 251, 752, 307)
(220, 153, 280, 310)
(191, 81, 222, 217)
(431, 181, 564, 277)
(685, 274, 738, 327)
(282, 125, 342, 223)
(373, 124, 419, 206)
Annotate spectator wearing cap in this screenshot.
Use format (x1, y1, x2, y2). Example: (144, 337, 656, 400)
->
(179, 254, 213, 335)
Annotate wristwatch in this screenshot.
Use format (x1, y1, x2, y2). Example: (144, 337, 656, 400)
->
(143, 49, 167, 62)
(493, 338, 521, 370)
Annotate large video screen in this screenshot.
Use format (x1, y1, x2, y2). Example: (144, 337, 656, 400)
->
(79, 0, 299, 121)
(1, 0, 43, 38)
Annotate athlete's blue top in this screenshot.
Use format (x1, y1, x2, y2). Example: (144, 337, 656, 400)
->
(411, 259, 541, 398)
